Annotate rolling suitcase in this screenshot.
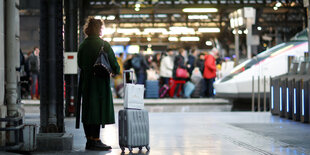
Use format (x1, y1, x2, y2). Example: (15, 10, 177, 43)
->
(184, 81, 195, 98)
(145, 80, 159, 98)
(119, 70, 150, 152)
(118, 109, 150, 152)
(191, 79, 203, 98)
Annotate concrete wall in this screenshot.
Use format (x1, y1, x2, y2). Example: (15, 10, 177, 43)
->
(20, 15, 40, 53)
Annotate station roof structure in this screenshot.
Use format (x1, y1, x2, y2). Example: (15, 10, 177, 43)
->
(20, 0, 306, 47)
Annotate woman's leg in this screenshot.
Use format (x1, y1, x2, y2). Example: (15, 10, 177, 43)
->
(89, 124, 100, 139)
(31, 74, 37, 98)
(83, 124, 92, 139)
(84, 124, 111, 150)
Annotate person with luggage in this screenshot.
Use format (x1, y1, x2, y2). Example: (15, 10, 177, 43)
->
(159, 49, 174, 85)
(171, 48, 188, 97)
(201, 48, 218, 98)
(77, 17, 120, 151)
(131, 50, 149, 85)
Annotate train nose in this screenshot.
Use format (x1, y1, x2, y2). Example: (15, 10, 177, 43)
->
(214, 78, 238, 97)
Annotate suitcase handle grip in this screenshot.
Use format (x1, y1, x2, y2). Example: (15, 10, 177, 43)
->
(123, 70, 135, 85)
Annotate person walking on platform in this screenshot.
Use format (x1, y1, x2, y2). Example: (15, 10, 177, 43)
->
(201, 49, 218, 98)
(28, 47, 40, 99)
(131, 50, 149, 85)
(77, 17, 120, 151)
(160, 49, 174, 85)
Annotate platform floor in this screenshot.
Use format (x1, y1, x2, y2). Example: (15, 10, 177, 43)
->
(18, 112, 310, 155)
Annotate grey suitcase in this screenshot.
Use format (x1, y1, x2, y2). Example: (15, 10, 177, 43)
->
(119, 109, 150, 152)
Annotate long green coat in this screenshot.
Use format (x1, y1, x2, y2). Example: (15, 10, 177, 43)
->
(78, 35, 120, 126)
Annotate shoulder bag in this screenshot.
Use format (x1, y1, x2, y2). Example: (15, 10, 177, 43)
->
(93, 43, 113, 77)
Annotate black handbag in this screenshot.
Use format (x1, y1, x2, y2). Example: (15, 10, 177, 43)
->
(93, 44, 113, 77)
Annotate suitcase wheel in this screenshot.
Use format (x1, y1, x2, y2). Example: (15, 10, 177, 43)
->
(121, 147, 125, 152)
(128, 146, 133, 152)
(146, 145, 150, 151)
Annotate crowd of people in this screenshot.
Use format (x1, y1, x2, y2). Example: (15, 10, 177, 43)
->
(19, 46, 221, 100)
(113, 47, 220, 98)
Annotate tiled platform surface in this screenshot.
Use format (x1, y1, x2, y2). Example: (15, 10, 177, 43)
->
(13, 112, 310, 155)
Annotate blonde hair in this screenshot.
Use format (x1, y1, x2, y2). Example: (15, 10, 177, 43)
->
(83, 17, 103, 36)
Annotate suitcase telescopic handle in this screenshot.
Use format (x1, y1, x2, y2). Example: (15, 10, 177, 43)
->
(123, 70, 134, 85)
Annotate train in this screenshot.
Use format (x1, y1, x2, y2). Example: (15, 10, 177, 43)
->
(214, 30, 308, 101)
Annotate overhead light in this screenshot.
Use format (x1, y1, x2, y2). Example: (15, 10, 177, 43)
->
(135, 4, 141, 8)
(205, 41, 212, 46)
(198, 28, 220, 33)
(113, 37, 130, 42)
(144, 28, 167, 33)
(117, 28, 140, 34)
(244, 29, 248, 34)
(238, 17, 244, 26)
(275, 2, 282, 7)
(103, 37, 112, 42)
(230, 19, 235, 28)
(135, 7, 140, 11)
(257, 26, 262, 31)
(273, 6, 278, 10)
(168, 37, 178, 41)
(232, 30, 243, 35)
(107, 15, 115, 20)
(155, 14, 167, 18)
(169, 26, 187, 31)
(101, 28, 115, 35)
(180, 37, 200, 41)
(147, 37, 151, 41)
(188, 15, 209, 19)
(182, 8, 218, 13)
(94, 16, 102, 19)
(169, 27, 195, 34)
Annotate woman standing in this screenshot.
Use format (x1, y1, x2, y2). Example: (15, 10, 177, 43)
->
(78, 17, 120, 150)
(172, 48, 187, 97)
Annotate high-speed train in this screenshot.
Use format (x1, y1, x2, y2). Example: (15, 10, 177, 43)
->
(214, 30, 308, 100)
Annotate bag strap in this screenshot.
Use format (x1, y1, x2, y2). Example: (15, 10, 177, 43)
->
(99, 40, 105, 54)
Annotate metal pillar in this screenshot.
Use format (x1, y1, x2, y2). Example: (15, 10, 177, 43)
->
(78, 0, 86, 44)
(40, 0, 64, 133)
(246, 18, 252, 59)
(64, 0, 78, 117)
(0, 0, 4, 106)
(0, 0, 6, 147)
(235, 28, 240, 65)
(308, 5, 310, 53)
(5, 0, 20, 117)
